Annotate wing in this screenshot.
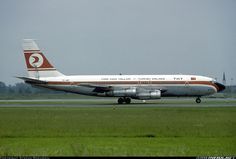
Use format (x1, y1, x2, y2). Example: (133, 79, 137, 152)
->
(78, 83, 167, 94)
(78, 83, 113, 93)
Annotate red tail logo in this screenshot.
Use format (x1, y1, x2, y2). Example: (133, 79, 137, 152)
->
(24, 51, 54, 69)
(32, 56, 39, 64)
(29, 53, 44, 67)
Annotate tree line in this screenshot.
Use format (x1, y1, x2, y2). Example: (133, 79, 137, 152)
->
(0, 81, 61, 94)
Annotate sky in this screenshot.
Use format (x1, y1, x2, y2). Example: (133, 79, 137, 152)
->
(0, 0, 236, 85)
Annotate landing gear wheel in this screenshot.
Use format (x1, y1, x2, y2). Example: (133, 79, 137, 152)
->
(196, 97, 201, 103)
(117, 97, 131, 104)
(118, 98, 124, 104)
(124, 97, 131, 104)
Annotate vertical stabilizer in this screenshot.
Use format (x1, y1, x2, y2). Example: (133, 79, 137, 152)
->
(23, 39, 64, 78)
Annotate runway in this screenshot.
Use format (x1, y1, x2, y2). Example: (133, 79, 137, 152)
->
(0, 98, 235, 107)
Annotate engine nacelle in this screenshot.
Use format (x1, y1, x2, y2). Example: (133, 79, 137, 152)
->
(106, 88, 161, 100)
(106, 88, 137, 97)
(135, 90, 161, 100)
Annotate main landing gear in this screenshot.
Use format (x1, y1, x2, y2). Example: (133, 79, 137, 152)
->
(118, 97, 131, 104)
(196, 97, 201, 103)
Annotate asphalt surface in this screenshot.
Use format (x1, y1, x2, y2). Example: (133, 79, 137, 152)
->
(0, 98, 235, 107)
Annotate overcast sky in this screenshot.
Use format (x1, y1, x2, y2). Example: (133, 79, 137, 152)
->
(0, 0, 235, 85)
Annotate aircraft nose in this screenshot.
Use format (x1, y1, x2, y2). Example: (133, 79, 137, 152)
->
(214, 82, 225, 92)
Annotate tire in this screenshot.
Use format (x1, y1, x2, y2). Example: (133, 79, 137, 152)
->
(125, 97, 131, 104)
(196, 98, 201, 103)
(118, 98, 124, 104)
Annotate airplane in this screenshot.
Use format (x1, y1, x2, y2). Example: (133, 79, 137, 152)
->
(17, 39, 225, 104)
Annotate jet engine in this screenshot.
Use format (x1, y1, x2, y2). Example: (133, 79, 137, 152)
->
(106, 88, 137, 97)
(135, 90, 161, 100)
(106, 88, 161, 100)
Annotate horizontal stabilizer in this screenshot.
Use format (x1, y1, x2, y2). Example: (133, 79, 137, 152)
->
(16, 76, 47, 84)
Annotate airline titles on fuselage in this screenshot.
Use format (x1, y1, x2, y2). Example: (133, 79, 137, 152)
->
(100, 77, 185, 81)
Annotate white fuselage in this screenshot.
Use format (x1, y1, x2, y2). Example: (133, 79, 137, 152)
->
(36, 74, 219, 98)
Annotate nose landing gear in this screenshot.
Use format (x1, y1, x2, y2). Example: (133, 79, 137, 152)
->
(196, 97, 201, 103)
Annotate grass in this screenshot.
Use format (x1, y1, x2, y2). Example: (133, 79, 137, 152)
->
(0, 100, 235, 156)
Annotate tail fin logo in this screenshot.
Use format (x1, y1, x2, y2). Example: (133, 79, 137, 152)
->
(29, 53, 44, 68)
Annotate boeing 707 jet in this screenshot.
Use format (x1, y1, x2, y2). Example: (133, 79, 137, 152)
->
(18, 39, 225, 104)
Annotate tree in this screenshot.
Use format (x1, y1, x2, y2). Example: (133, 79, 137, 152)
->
(0, 81, 7, 94)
